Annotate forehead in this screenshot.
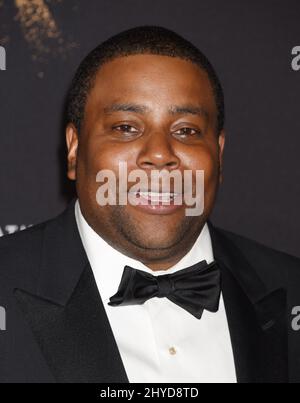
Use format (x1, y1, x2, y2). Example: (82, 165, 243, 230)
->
(87, 54, 215, 109)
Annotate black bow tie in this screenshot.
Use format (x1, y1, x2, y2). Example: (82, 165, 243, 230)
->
(108, 260, 221, 319)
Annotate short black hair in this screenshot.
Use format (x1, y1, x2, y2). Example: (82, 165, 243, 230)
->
(66, 25, 224, 134)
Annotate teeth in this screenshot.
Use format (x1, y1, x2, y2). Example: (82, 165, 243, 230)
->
(138, 192, 177, 201)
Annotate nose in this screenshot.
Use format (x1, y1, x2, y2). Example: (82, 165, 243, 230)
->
(136, 130, 180, 171)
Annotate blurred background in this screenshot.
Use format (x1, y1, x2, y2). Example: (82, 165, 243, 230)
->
(0, 0, 299, 257)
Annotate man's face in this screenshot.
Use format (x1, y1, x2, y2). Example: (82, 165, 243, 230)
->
(66, 54, 225, 269)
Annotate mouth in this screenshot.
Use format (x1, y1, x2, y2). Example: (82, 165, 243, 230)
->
(135, 190, 181, 202)
(127, 190, 184, 215)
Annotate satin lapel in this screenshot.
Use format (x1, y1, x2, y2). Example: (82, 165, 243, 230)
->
(14, 200, 129, 383)
(208, 222, 288, 383)
(221, 264, 288, 383)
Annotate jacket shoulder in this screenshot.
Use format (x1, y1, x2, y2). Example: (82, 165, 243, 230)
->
(214, 225, 300, 285)
(0, 219, 50, 285)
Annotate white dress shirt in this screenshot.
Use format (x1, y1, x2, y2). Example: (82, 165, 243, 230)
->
(75, 200, 236, 383)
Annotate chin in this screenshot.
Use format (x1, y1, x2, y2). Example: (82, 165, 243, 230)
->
(129, 231, 183, 251)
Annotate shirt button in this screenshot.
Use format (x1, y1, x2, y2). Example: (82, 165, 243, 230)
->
(169, 346, 177, 355)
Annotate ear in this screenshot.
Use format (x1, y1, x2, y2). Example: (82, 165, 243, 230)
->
(218, 130, 225, 184)
(66, 123, 79, 181)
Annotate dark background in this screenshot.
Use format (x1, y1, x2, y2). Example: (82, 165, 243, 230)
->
(0, 0, 299, 257)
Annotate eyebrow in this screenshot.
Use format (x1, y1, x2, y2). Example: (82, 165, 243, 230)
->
(103, 103, 208, 118)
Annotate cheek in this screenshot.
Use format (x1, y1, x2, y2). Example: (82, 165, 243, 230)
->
(204, 154, 219, 186)
(183, 146, 219, 185)
(79, 139, 134, 179)
(182, 147, 219, 216)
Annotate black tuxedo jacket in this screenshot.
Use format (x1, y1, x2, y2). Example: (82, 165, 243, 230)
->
(0, 199, 300, 383)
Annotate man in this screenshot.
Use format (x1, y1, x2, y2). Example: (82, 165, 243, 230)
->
(0, 25, 299, 383)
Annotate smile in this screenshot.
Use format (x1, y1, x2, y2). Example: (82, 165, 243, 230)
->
(131, 191, 182, 203)
(127, 190, 184, 215)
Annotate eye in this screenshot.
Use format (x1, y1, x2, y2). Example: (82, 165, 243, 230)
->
(112, 124, 139, 134)
(173, 127, 202, 138)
